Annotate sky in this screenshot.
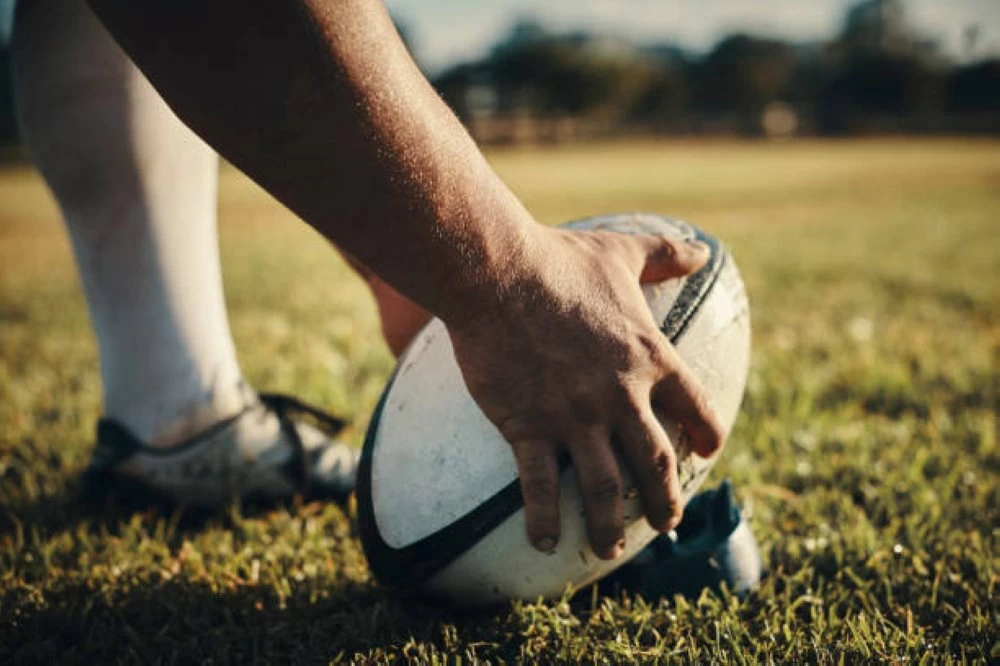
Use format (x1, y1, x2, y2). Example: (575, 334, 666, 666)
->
(385, 0, 1000, 73)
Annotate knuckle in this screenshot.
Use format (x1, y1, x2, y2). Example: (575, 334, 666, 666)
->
(649, 449, 675, 483)
(634, 333, 671, 369)
(500, 416, 546, 443)
(645, 237, 680, 269)
(659, 237, 681, 260)
(567, 393, 601, 426)
(585, 474, 623, 503)
(647, 494, 683, 533)
(613, 377, 645, 410)
(520, 475, 558, 504)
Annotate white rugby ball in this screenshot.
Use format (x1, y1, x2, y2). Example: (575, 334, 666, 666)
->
(357, 213, 751, 606)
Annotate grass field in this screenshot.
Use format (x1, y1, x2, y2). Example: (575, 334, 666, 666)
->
(0, 138, 997, 663)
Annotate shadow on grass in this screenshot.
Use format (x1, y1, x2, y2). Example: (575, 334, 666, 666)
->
(0, 478, 348, 546)
(1, 563, 547, 664)
(0, 490, 530, 664)
(3, 576, 456, 664)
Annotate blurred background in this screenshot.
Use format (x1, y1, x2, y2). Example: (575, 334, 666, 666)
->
(0, 0, 1000, 145)
(400, 0, 1000, 142)
(1, 0, 998, 150)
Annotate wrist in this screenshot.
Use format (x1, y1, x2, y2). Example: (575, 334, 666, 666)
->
(433, 208, 552, 332)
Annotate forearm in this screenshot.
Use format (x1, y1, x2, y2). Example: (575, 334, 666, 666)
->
(86, 0, 537, 323)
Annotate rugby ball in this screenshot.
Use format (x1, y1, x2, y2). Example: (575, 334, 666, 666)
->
(357, 213, 751, 606)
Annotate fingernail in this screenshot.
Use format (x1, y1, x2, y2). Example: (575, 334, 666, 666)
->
(536, 537, 556, 553)
(667, 513, 683, 531)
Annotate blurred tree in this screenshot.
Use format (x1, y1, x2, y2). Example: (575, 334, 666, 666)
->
(430, 7, 995, 141)
(437, 20, 660, 122)
(962, 25, 982, 60)
(627, 45, 691, 128)
(435, 62, 494, 120)
(493, 17, 549, 53)
(692, 34, 796, 133)
(489, 28, 653, 119)
(627, 63, 689, 126)
(819, 0, 945, 132)
(841, 0, 912, 55)
(0, 44, 17, 144)
(824, 52, 942, 114)
(948, 59, 1000, 112)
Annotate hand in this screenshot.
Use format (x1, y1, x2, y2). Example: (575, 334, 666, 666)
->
(447, 225, 726, 560)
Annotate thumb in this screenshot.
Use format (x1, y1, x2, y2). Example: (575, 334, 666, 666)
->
(631, 235, 711, 284)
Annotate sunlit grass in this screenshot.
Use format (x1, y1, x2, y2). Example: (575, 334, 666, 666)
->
(1, 138, 997, 663)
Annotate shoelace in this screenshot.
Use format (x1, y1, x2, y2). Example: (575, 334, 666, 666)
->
(259, 392, 349, 493)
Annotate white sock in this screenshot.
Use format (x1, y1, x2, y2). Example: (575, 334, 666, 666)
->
(13, 0, 250, 447)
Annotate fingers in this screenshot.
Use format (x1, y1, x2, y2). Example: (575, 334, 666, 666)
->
(567, 428, 625, 560)
(616, 403, 684, 532)
(630, 235, 711, 284)
(510, 438, 562, 553)
(511, 433, 628, 560)
(652, 362, 726, 458)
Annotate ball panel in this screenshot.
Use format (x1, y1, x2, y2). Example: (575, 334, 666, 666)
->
(356, 414, 532, 589)
(369, 319, 517, 549)
(424, 466, 657, 604)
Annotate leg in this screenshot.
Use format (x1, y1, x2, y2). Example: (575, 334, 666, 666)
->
(12, 0, 360, 503)
(368, 276, 431, 357)
(346, 257, 430, 357)
(12, 0, 245, 446)
(10, 0, 384, 506)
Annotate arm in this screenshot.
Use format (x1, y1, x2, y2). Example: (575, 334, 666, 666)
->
(88, 0, 530, 322)
(87, 0, 725, 558)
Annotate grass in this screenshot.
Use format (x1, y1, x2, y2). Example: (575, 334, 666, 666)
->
(1, 138, 997, 663)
